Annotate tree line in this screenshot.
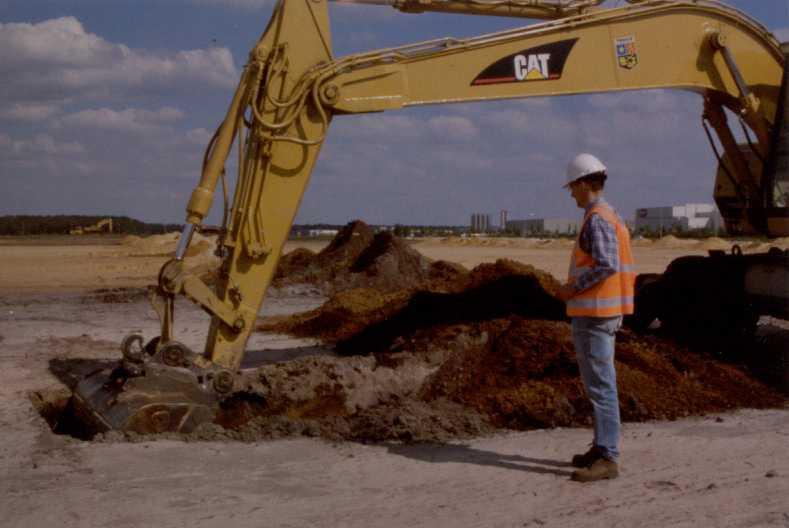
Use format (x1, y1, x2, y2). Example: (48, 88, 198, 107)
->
(0, 216, 182, 236)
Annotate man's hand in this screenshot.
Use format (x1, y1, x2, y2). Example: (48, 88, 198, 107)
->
(557, 284, 575, 302)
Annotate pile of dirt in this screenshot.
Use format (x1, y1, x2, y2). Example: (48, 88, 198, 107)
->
(259, 259, 563, 346)
(115, 312, 781, 444)
(121, 232, 214, 257)
(244, 258, 783, 442)
(48, 229, 785, 445)
(273, 221, 466, 294)
(88, 349, 492, 444)
(102, 398, 493, 444)
(420, 317, 783, 429)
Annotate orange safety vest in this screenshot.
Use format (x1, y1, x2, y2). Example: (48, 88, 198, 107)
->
(567, 201, 635, 317)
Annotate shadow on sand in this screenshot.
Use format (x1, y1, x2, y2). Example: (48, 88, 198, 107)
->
(383, 442, 574, 477)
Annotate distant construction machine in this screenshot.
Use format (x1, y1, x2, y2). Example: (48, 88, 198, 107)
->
(69, 218, 113, 236)
(69, 0, 788, 435)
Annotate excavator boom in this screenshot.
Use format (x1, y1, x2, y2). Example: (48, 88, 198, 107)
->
(71, 0, 788, 435)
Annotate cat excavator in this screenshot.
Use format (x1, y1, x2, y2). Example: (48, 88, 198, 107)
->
(69, 218, 113, 235)
(69, 0, 788, 435)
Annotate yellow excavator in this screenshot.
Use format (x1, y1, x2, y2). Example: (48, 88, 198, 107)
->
(69, 218, 113, 235)
(70, 0, 788, 435)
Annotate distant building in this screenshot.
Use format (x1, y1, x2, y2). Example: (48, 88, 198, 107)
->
(470, 213, 491, 233)
(634, 203, 723, 233)
(500, 210, 508, 230)
(506, 218, 579, 236)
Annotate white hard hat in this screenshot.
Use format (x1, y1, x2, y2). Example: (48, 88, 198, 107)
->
(565, 153, 607, 186)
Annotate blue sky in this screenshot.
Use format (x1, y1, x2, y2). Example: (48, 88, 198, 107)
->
(1, 0, 788, 226)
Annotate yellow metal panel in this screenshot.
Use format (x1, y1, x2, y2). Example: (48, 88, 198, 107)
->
(204, 0, 335, 369)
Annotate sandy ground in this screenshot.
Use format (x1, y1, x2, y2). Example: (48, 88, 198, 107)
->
(0, 236, 760, 292)
(1, 236, 788, 527)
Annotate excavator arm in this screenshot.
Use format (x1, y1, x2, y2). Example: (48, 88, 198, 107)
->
(71, 0, 787, 435)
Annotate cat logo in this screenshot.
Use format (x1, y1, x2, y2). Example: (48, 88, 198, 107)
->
(615, 35, 638, 69)
(471, 39, 577, 86)
(514, 53, 551, 81)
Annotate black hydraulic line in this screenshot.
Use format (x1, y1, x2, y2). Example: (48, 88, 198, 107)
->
(702, 117, 749, 204)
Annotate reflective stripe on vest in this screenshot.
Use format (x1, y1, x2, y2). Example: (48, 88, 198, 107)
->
(569, 262, 635, 278)
(566, 202, 636, 317)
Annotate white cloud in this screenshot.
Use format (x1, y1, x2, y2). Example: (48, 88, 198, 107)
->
(334, 113, 479, 145)
(336, 114, 424, 142)
(0, 103, 61, 122)
(330, 2, 401, 20)
(184, 128, 214, 146)
(0, 134, 84, 157)
(0, 17, 238, 105)
(428, 115, 479, 141)
(56, 107, 186, 134)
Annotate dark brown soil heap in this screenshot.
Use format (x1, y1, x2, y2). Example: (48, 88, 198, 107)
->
(272, 220, 466, 294)
(419, 317, 784, 430)
(252, 258, 784, 441)
(259, 258, 564, 347)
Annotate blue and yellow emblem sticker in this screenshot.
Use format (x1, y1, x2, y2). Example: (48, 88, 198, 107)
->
(615, 36, 638, 70)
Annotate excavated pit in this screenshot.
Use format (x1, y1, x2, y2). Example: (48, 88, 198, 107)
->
(29, 388, 98, 440)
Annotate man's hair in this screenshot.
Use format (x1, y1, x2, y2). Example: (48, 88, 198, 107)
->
(577, 171, 607, 191)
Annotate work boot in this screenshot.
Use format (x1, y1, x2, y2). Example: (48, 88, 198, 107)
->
(571, 445, 604, 468)
(571, 458, 619, 482)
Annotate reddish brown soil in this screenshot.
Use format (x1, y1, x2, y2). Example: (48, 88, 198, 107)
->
(259, 258, 564, 348)
(254, 251, 784, 441)
(419, 318, 783, 429)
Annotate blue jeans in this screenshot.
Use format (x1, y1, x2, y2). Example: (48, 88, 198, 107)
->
(571, 316, 622, 462)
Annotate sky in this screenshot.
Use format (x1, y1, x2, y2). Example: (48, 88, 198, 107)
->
(1, 0, 788, 226)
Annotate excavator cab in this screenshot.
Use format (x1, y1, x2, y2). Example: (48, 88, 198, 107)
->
(764, 42, 789, 236)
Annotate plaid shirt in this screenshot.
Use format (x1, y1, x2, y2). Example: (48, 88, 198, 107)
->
(573, 198, 620, 293)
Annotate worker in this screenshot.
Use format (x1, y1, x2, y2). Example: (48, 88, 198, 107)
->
(556, 153, 635, 482)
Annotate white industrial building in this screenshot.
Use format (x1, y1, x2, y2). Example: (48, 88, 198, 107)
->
(634, 203, 724, 233)
(506, 218, 579, 236)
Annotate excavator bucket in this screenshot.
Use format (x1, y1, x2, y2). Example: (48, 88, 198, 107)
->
(69, 354, 220, 436)
(66, 0, 335, 437)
